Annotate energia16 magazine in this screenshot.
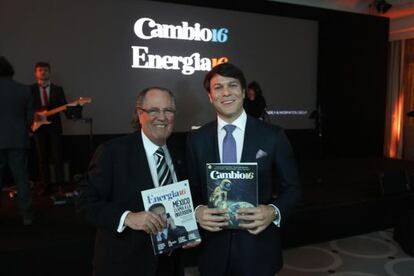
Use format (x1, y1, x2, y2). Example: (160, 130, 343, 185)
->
(141, 180, 201, 255)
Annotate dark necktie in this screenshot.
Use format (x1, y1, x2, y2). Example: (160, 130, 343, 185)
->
(155, 147, 173, 186)
(41, 86, 49, 107)
(223, 124, 237, 163)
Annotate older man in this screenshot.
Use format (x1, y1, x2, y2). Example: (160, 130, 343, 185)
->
(81, 87, 186, 276)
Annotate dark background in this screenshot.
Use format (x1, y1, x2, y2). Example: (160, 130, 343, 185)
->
(1, 0, 388, 176)
(63, 0, 388, 177)
(1, 0, 318, 133)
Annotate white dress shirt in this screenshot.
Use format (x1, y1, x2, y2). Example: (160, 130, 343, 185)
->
(217, 111, 246, 163)
(141, 130, 178, 187)
(216, 111, 281, 227)
(38, 81, 51, 106)
(117, 130, 177, 233)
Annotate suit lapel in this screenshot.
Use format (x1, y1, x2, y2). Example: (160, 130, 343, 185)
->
(48, 84, 57, 107)
(208, 121, 220, 163)
(33, 86, 42, 110)
(241, 116, 259, 162)
(133, 132, 155, 191)
(167, 139, 184, 181)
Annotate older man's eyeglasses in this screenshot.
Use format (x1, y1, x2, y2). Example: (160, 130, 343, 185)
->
(137, 107, 176, 117)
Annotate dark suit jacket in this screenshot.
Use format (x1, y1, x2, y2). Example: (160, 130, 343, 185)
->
(186, 115, 301, 276)
(0, 78, 33, 149)
(30, 83, 67, 133)
(81, 132, 187, 276)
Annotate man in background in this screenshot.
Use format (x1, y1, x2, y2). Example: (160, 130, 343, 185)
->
(0, 56, 34, 225)
(31, 62, 67, 195)
(243, 81, 268, 120)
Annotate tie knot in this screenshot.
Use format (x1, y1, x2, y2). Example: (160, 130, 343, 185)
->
(223, 124, 236, 134)
(155, 147, 165, 158)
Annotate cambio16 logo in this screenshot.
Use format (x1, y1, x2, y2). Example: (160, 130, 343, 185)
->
(134, 17, 228, 43)
(131, 17, 229, 75)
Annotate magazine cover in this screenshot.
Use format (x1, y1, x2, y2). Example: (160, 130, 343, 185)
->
(206, 163, 258, 229)
(141, 180, 201, 255)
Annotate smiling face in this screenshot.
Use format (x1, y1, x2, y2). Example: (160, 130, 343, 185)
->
(208, 74, 245, 123)
(137, 88, 175, 146)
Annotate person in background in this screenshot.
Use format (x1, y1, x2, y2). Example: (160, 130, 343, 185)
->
(0, 56, 34, 225)
(30, 62, 67, 195)
(80, 87, 188, 276)
(243, 80, 268, 120)
(187, 63, 301, 276)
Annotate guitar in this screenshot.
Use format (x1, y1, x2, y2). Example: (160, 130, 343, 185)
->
(31, 97, 92, 132)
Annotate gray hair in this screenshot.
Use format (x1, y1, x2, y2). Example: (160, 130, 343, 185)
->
(136, 86, 176, 108)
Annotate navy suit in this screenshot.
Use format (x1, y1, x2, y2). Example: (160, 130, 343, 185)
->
(81, 132, 186, 276)
(31, 83, 67, 189)
(186, 115, 301, 276)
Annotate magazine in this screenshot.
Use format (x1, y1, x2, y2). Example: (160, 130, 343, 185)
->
(206, 163, 258, 229)
(141, 180, 201, 255)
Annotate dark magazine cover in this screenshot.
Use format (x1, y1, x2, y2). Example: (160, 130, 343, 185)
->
(206, 163, 258, 229)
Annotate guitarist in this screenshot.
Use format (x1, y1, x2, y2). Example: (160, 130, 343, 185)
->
(31, 62, 67, 195)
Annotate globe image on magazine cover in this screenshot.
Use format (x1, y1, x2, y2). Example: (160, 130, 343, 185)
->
(227, 201, 255, 227)
(209, 179, 232, 209)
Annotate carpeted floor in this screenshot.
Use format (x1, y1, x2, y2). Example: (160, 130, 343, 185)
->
(184, 229, 414, 276)
(279, 229, 414, 276)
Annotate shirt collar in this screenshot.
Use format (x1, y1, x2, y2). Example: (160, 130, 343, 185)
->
(217, 110, 247, 132)
(141, 129, 166, 155)
(38, 81, 51, 88)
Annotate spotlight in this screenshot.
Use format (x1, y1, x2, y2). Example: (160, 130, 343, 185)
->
(371, 0, 393, 14)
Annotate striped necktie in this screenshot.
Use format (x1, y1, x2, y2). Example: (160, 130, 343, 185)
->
(155, 147, 173, 186)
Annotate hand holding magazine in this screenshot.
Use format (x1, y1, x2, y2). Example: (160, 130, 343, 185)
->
(141, 180, 201, 255)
